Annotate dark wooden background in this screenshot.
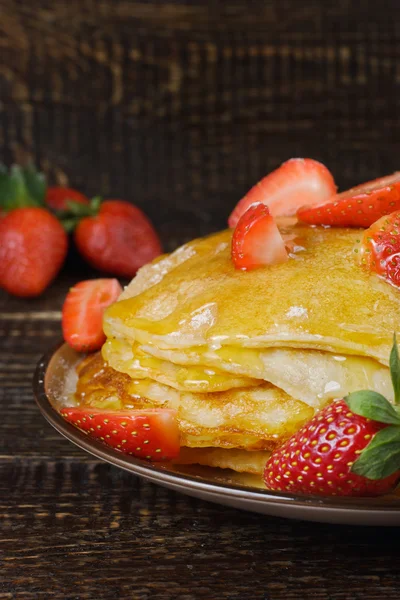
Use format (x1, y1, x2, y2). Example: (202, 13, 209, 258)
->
(2, 1, 400, 599)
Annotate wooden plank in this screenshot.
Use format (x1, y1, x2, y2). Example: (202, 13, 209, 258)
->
(1, 0, 400, 232)
(1, 2, 400, 598)
(1, 459, 400, 600)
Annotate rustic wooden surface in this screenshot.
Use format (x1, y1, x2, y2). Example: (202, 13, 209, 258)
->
(2, 284, 400, 600)
(1, 0, 400, 241)
(2, 0, 400, 598)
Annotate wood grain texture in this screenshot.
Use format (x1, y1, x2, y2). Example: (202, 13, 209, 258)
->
(2, 288, 400, 599)
(1, 0, 400, 243)
(2, 1, 400, 598)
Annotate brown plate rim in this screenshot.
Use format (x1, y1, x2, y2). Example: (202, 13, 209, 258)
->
(33, 342, 400, 514)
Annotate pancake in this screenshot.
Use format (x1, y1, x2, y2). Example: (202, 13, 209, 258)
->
(173, 447, 269, 475)
(103, 339, 393, 408)
(75, 352, 314, 451)
(76, 222, 400, 474)
(105, 224, 400, 363)
(101, 338, 261, 392)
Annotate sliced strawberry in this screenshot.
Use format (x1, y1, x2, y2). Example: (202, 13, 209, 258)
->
(231, 203, 288, 271)
(45, 186, 89, 212)
(298, 172, 400, 227)
(60, 407, 180, 460)
(359, 210, 400, 287)
(228, 158, 336, 228)
(62, 278, 122, 352)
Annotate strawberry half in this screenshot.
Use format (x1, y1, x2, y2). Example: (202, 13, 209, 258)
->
(359, 210, 400, 288)
(231, 203, 288, 271)
(298, 172, 400, 227)
(60, 407, 180, 461)
(264, 337, 400, 497)
(228, 158, 336, 228)
(62, 278, 122, 352)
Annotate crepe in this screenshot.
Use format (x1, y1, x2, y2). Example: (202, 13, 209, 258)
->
(75, 223, 400, 474)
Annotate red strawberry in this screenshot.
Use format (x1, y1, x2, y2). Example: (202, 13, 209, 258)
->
(45, 186, 89, 211)
(228, 158, 336, 228)
(298, 172, 400, 227)
(62, 278, 122, 352)
(74, 200, 162, 278)
(231, 203, 288, 271)
(359, 211, 400, 288)
(264, 338, 400, 497)
(0, 207, 68, 297)
(60, 407, 180, 461)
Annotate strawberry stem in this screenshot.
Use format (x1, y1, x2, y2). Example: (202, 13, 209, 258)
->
(57, 196, 103, 232)
(0, 163, 46, 211)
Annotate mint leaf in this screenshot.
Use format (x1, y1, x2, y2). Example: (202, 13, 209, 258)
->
(351, 426, 400, 480)
(345, 390, 400, 425)
(390, 333, 400, 405)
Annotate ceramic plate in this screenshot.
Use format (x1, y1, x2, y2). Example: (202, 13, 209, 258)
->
(34, 343, 400, 526)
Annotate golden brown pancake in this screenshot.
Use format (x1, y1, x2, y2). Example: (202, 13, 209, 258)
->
(101, 338, 261, 392)
(75, 352, 314, 452)
(105, 225, 400, 362)
(74, 223, 400, 474)
(103, 339, 392, 407)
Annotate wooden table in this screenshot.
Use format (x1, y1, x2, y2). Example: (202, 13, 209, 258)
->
(1, 273, 400, 600)
(2, 0, 400, 597)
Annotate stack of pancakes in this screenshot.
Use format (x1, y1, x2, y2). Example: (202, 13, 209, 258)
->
(75, 221, 400, 474)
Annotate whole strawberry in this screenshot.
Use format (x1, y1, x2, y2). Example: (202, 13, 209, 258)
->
(73, 199, 162, 278)
(264, 336, 400, 497)
(0, 208, 68, 297)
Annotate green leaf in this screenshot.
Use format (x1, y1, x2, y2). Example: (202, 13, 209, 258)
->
(0, 164, 43, 210)
(89, 195, 102, 213)
(22, 163, 46, 204)
(59, 217, 81, 233)
(0, 168, 17, 210)
(64, 200, 94, 217)
(351, 426, 400, 480)
(390, 333, 400, 405)
(345, 390, 400, 425)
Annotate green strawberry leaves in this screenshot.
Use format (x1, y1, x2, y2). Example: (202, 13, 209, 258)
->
(344, 334, 400, 480)
(390, 333, 400, 405)
(21, 164, 46, 205)
(351, 426, 400, 480)
(346, 391, 400, 425)
(57, 196, 102, 233)
(0, 163, 46, 211)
